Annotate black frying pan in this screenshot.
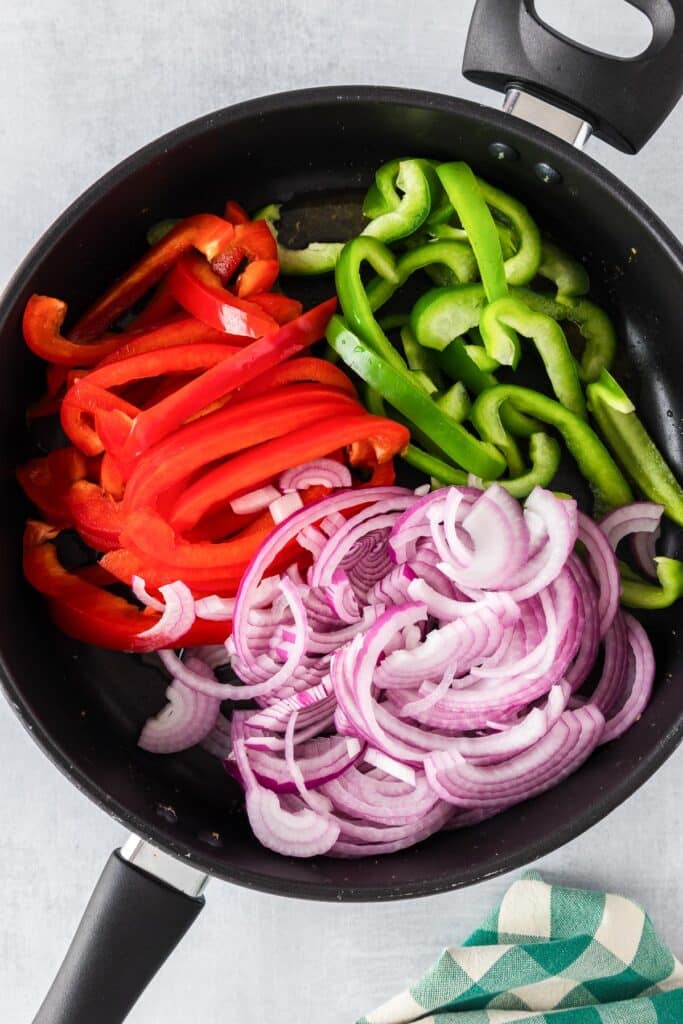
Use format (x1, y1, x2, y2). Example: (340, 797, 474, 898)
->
(1, 3, 682, 1022)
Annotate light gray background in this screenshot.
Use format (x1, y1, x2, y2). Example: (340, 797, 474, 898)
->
(1, 2, 681, 1022)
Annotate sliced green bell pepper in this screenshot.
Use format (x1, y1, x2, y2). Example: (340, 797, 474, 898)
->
(586, 370, 683, 526)
(436, 163, 508, 303)
(327, 315, 506, 479)
(255, 203, 343, 275)
(512, 286, 616, 383)
(471, 432, 562, 498)
(479, 296, 586, 417)
(471, 383, 633, 513)
(362, 159, 434, 243)
(403, 444, 468, 484)
(538, 240, 590, 299)
(334, 237, 405, 372)
(365, 239, 478, 311)
(620, 557, 683, 609)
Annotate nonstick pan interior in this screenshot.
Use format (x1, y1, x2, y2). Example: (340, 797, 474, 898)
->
(0, 88, 681, 900)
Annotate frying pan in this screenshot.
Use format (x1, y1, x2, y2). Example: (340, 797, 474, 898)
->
(1, 2, 682, 1021)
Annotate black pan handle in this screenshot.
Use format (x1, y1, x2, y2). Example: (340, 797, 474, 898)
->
(462, 0, 683, 152)
(33, 846, 206, 1024)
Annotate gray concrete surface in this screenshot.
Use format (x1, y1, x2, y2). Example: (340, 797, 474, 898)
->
(0, 2, 681, 1021)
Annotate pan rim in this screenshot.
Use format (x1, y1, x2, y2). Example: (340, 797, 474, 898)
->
(0, 84, 681, 901)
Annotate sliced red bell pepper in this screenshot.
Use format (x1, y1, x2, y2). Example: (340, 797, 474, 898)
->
(98, 547, 244, 592)
(233, 220, 278, 262)
(66, 480, 123, 551)
(100, 453, 125, 499)
(247, 292, 303, 324)
(170, 411, 410, 530)
(209, 245, 246, 284)
(233, 356, 357, 401)
(168, 252, 279, 337)
(122, 384, 361, 513)
(69, 214, 236, 342)
(223, 200, 251, 225)
(16, 447, 89, 525)
(61, 382, 139, 455)
(82, 342, 241, 393)
(126, 275, 180, 331)
(235, 259, 280, 298)
(23, 296, 125, 367)
(119, 297, 338, 460)
(95, 316, 231, 366)
(23, 521, 231, 651)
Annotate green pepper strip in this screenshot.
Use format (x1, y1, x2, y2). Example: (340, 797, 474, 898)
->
(403, 444, 468, 484)
(436, 381, 470, 422)
(479, 296, 586, 418)
(147, 218, 180, 246)
(471, 383, 633, 513)
(512, 287, 616, 383)
(401, 324, 445, 392)
(334, 237, 406, 373)
(255, 203, 343, 275)
(620, 557, 683, 609)
(365, 239, 478, 311)
(586, 369, 683, 526)
(411, 283, 488, 352)
(471, 433, 562, 499)
(435, 335, 539, 439)
(538, 240, 590, 299)
(436, 163, 508, 303)
(361, 160, 433, 244)
(476, 179, 542, 286)
(327, 315, 506, 480)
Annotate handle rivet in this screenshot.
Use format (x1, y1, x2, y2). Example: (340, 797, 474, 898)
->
(488, 141, 519, 161)
(534, 161, 562, 184)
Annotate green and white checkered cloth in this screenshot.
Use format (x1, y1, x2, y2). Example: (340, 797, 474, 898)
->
(358, 872, 683, 1024)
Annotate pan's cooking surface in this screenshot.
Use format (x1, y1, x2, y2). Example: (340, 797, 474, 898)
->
(0, 89, 681, 899)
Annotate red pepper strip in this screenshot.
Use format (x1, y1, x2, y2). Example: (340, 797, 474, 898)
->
(100, 453, 125, 499)
(23, 296, 125, 367)
(61, 382, 139, 455)
(126, 275, 180, 331)
(234, 356, 357, 401)
(23, 521, 231, 651)
(185, 506, 260, 542)
(69, 214, 236, 342)
(122, 385, 361, 512)
(223, 200, 250, 225)
(66, 480, 123, 551)
(234, 221, 278, 261)
(119, 297, 338, 460)
(74, 563, 117, 586)
(99, 547, 243, 592)
(96, 316, 231, 366)
(210, 246, 246, 284)
(16, 448, 89, 525)
(169, 252, 279, 338)
(247, 292, 303, 324)
(236, 259, 280, 298)
(141, 372, 197, 409)
(361, 460, 396, 487)
(80, 343, 241, 393)
(170, 412, 410, 530)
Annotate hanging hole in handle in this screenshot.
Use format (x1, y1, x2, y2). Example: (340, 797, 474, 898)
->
(534, 0, 654, 57)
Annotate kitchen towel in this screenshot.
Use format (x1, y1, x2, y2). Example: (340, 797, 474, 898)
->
(358, 871, 683, 1023)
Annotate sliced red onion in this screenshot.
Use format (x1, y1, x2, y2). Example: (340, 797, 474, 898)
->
(269, 491, 303, 524)
(424, 706, 604, 808)
(132, 575, 165, 612)
(200, 713, 233, 759)
(600, 502, 663, 552)
(279, 457, 352, 492)
(232, 715, 339, 857)
(136, 580, 196, 645)
(577, 511, 620, 637)
(230, 484, 281, 515)
(138, 662, 221, 754)
(631, 530, 660, 580)
(599, 613, 655, 744)
(194, 595, 235, 621)
(363, 748, 416, 785)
